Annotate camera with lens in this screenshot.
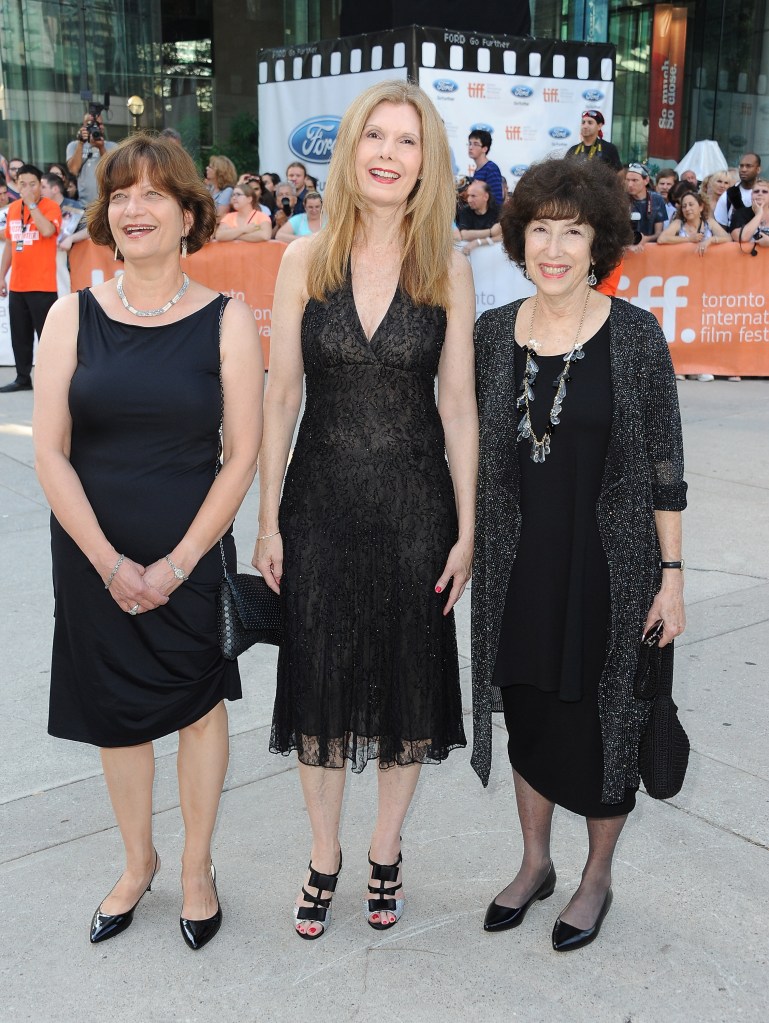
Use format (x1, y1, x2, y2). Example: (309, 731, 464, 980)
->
(86, 122, 103, 142)
(281, 197, 292, 216)
(629, 209, 643, 246)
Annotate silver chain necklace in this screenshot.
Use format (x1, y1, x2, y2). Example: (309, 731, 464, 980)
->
(516, 289, 591, 463)
(117, 272, 190, 318)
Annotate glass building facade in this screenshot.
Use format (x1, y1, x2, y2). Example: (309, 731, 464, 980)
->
(0, 0, 767, 171)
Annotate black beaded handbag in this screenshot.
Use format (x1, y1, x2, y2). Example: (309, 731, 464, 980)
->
(213, 295, 281, 661)
(217, 542, 282, 660)
(634, 635, 690, 799)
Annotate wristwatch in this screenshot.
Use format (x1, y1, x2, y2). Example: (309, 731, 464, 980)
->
(27, 203, 38, 210)
(661, 560, 685, 570)
(165, 555, 189, 581)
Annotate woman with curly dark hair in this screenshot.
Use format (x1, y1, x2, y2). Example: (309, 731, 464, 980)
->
(471, 157, 687, 951)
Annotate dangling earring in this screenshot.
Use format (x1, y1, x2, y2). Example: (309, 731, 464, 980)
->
(587, 265, 597, 287)
(114, 244, 121, 261)
(522, 266, 531, 281)
(181, 235, 188, 259)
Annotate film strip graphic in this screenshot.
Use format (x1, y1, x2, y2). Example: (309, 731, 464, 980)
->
(258, 26, 614, 85)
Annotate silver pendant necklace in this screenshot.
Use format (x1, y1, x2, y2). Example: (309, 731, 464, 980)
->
(117, 272, 190, 317)
(516, 288, 591, 463)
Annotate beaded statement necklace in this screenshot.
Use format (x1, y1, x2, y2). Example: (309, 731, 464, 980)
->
(117, 272, 190, 318)
(516, 289, 591, 463)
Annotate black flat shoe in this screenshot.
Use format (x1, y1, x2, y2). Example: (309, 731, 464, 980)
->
(90, 850, 159, 944)
(483, 862, 556, 932)
(0, 378, 32, 393)
(180, 863, 222, 950)
(552, 887, 613, 952)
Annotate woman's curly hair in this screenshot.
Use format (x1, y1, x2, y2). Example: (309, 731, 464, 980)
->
(500, 157, 633, 283)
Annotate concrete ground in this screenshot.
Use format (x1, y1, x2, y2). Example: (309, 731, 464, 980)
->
(1, 368, 767, 1023)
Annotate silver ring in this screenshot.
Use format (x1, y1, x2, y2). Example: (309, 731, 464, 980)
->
(128, 604, 140, 615)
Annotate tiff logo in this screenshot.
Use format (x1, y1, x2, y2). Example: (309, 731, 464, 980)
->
(505, 126, 522, 140)
(618, 274, 689, 341)
(543, 88, 559, 102)
(468, 83, 486, 98)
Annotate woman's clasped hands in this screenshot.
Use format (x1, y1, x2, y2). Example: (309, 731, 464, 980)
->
(105, 555, 186, 615)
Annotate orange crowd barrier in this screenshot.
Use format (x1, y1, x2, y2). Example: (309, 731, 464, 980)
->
(70, 240, 769, 376)
(69, 240, 287, 367)
(618, 245, 768, 377)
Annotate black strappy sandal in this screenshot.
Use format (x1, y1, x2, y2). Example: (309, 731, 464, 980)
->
(293, 850, 342, 940)
(365, 850, 404, 930)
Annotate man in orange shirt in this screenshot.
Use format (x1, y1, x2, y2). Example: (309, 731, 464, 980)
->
(0, 165, 61, 391)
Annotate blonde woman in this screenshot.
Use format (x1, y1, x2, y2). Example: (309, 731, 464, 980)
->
(700, 170, 730, 210)
(205, 155, 237, 221)
(658, 191, 730, 255)
(253, 80, 477, 940)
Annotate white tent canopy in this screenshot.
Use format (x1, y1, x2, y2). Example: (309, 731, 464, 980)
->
(675, 140, 729, 178)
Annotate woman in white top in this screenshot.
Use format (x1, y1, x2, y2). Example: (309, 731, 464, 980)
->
(658, 192, 729, 255)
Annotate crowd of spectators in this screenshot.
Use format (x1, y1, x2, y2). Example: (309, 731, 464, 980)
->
(0, 112, 765, 391)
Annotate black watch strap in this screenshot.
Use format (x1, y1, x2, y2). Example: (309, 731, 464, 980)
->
(661, 560, 685, 570)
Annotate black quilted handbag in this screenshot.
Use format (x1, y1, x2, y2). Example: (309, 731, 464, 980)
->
(636, 640, 690, 799)
(218, 568, 281, 660)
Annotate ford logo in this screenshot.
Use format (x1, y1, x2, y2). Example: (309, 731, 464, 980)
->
(549, 127, 571, 139)
(582, 89, 604, 102)
(288, 116, 341, 164)
(470, 122, 494, 134)
(433, 78, 458, 93)
(758, 102, 769, 116)
(729, 134, 747, 148)
(511, 85, 533, 98)
(510, 165, 529, 176)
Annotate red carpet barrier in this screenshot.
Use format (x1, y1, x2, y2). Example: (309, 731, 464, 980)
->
(70, 241, 768, 376)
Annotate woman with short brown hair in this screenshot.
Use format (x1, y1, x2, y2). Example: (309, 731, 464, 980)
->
(34, 133, 263, 951)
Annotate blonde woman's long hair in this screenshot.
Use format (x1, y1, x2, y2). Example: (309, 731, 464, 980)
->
(307, 79, 455, 308)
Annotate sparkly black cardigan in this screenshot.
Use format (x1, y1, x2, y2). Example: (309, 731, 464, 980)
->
(471, 296, 687, 802)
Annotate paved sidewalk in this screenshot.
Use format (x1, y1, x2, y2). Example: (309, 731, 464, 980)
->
(1, 368, 767, 1023)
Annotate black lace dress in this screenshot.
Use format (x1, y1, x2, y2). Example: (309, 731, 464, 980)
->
(270, 276, 466, 770)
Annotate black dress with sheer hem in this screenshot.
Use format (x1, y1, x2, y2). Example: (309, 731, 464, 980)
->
(270, 276, 466, 771)
(47, 291, 241, 748)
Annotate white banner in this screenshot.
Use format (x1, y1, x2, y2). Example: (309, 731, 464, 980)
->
(258, 69, 408, 191)
(420, 68, 614, 188)
(464, 243, 534, 317)
(0, 241, 71, 366)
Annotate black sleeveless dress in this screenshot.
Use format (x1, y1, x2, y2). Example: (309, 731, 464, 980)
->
(47, 291, 241, 748)
(270, 276, 466, 771)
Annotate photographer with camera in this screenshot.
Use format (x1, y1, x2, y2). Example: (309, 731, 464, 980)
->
(271, 181, 297, 238)
(66, 112, 117, 205)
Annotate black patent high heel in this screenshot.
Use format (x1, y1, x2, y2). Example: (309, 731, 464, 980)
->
(180, 863, 222, 951)
(89, 849, 159, 944)
(293, 850, 343, 940)
(365, 849, 404, 930)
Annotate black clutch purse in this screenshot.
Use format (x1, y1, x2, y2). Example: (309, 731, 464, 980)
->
(218, 570, 281, 660)
(634, 625, 690, 800)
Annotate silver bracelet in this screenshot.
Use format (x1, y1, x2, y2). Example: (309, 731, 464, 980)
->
(104, 553, 125, 589)
(165, 555, 189, 581)
(257, 529, 280, 541)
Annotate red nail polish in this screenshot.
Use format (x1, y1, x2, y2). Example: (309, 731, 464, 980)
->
(435, 585, 442, 593)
